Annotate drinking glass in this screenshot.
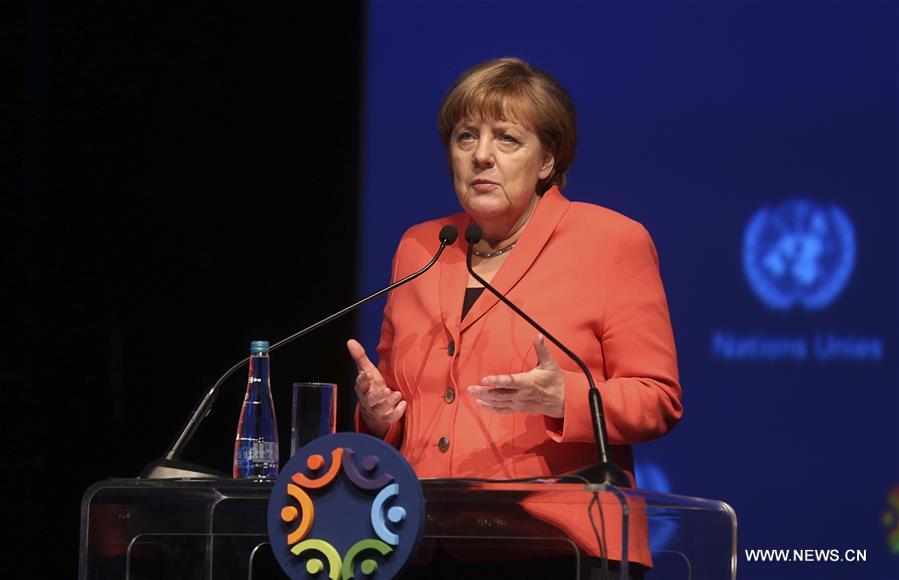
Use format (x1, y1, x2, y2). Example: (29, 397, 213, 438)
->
(291, 382, 337, 456)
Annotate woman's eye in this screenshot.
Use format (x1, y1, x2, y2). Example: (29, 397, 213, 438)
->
(457, 131, 476, 142)
(499, 134, 518, 144)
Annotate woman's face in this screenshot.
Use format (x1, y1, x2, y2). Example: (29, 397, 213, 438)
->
(450, 115, 554, 226)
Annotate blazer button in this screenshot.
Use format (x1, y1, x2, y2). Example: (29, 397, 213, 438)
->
(447, 339, 455, 356)
(438, 436, 450, 453)
(444, 388, 455, 404)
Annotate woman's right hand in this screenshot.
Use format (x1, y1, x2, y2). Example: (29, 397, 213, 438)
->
(346, 339, 407, 438)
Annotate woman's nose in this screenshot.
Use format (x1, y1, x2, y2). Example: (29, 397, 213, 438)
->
(473, 139, 494, 167)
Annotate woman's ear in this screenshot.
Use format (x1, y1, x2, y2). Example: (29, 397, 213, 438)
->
(538, 151, 555, 181)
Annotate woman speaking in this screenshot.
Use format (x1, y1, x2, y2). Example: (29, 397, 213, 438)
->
(347, 57, 682, 577)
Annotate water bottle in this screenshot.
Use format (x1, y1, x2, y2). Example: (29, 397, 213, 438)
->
(233, 340, 279, 479)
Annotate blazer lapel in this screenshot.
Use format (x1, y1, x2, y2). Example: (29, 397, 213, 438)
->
(460, 186, 570, 333)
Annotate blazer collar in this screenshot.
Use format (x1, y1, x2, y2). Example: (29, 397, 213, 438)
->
(438, 186, 571, 338)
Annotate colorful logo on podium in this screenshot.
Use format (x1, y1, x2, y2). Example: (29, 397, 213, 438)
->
(743, 199, 855, 311)
(267, 433, 425, 579)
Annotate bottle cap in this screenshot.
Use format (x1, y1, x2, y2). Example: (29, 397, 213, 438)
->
(250, 340, 270, 354)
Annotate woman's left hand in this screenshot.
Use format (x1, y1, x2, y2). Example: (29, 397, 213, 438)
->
(467, 335, 565, 419)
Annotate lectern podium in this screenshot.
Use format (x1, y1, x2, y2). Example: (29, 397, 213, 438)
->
(80, 478, 736, 579)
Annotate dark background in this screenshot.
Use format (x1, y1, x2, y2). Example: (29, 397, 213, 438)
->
(15, 2, 364, 577)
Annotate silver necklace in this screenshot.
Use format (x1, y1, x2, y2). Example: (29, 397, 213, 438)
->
(473, 241, 517, 258)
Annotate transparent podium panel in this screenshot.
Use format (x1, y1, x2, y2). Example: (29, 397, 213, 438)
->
(80, 479, 735, 579)
(417, 480, 736, 579)
(80, 480, 281, 580)
(620, 487, 738, 579)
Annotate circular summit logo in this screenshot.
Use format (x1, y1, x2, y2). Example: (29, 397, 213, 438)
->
(742, 199, 855, 311)
(267, 433, 425, 579)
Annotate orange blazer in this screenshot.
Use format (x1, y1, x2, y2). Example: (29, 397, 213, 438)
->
(360, 185, 682, 477)
(359, 186, 683, 565)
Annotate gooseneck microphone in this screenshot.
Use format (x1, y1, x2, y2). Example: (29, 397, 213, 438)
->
(464, 223, 628, 487)
(141, 225, 459, 479)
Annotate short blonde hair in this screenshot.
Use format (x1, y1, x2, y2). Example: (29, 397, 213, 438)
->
(438, 57, 577, 194)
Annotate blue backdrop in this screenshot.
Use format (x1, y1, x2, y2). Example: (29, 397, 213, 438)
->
(356, 2, 898, 578)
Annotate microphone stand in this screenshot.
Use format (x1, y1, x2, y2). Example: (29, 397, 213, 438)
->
(464, 225, 628, 487)
(141, 227, 458, 479)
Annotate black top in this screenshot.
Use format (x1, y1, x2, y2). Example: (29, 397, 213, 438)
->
(462, 287, 486, 320)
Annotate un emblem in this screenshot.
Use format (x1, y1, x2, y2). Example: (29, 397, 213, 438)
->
(267, 433, 425, 579)
(743, 199, 855, 311)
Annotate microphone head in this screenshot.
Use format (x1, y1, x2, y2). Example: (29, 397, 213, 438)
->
(465, 223, 483, 245)
(439, 225, 459, 245)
